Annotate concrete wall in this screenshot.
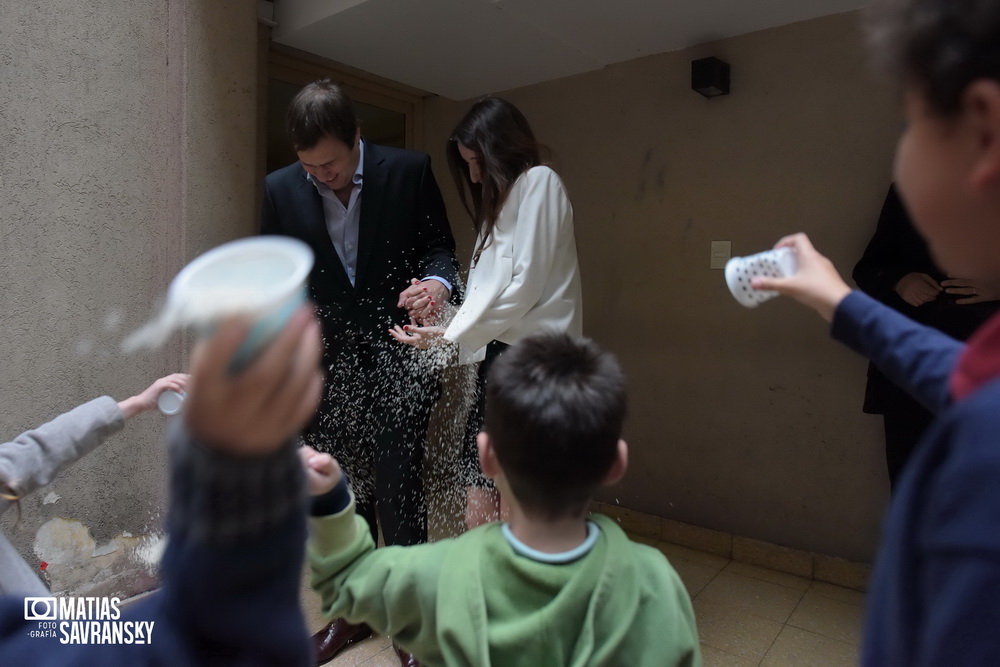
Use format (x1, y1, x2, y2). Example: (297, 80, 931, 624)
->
(425, 11, 897, 562)
(0, 0, 258, 597)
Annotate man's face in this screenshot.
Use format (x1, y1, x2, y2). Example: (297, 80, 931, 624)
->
(895, 87, 996, 283)
(298, 130, 361, 194)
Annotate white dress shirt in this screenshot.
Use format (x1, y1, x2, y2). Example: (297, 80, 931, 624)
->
(306, 140, 451, 293)
(307, 141, 365, 286)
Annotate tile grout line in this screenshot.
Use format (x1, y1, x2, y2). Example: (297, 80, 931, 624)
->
(757, 627, 782, 667)
(594, 500, 871, 592)
(690, 558, 731, 602)
(781, 586, 865, 649)
(691, 598, 784, 665)
(753, 587, 810, 667)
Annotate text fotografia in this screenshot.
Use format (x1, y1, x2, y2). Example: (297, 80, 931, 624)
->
(24, 597, 155, 645)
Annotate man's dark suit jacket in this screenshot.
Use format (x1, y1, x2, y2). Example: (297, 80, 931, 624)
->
(259, 141, 459, 547)
(260, 141, 460, 353)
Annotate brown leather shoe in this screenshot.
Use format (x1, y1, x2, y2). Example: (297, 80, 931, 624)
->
(312, 618, 373, 665)
(393, 641, 421, 667)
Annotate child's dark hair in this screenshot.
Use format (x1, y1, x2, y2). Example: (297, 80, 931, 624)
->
(484, 333, 627, 520)
(446, 97, 544, 264)
(285, 79, 359, 152)
(866, 0, 1000, 115)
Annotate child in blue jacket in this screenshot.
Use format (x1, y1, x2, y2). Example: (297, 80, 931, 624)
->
(754, 3, 1000, 663)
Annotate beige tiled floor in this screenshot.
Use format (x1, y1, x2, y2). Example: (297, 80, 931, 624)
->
(304, 533, 865, 667)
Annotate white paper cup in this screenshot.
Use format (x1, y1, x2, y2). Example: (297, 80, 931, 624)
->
(157, 390, 185, 416)
(123, 236, 314, 372)
(725, 247, 798, 308)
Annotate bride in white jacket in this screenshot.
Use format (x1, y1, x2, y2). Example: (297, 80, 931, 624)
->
(391, 97, 582, 528)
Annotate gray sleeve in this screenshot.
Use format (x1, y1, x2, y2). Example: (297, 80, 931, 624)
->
(0, 396, 124, 504)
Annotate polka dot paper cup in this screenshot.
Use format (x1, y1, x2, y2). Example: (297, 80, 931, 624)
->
(724, 247, 798, 308)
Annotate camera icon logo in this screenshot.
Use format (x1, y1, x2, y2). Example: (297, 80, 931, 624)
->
(24, 597, 57, 621)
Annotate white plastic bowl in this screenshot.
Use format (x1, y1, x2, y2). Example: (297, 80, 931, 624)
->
(123, 236, 314, 371)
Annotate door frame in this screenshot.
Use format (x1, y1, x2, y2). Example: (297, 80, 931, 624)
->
(267, 42, 427, 149)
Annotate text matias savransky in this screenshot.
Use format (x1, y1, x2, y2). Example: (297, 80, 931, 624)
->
(24, 596, 154, 645)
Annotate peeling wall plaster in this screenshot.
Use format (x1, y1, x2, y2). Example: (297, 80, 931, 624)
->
(33, 518, 162, 598)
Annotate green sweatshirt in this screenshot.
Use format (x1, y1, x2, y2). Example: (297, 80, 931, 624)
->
(309, 499, 700, 666)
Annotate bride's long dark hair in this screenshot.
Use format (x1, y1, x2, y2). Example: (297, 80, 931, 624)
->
(446, 97, 545, 263)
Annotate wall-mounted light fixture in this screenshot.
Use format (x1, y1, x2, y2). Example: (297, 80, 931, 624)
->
(691, 57, 730, 98)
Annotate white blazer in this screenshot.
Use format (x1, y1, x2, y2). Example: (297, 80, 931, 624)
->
(445, 165, 583, 364)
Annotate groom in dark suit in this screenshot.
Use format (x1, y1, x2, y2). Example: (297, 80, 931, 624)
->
(261, 80, 459, 667)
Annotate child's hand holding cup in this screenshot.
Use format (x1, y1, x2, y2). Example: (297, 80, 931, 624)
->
(123, 237, 321, 453)
(731, 234, 853, 321)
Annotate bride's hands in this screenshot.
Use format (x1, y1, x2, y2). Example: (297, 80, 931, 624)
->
(389, 321, 446, 349)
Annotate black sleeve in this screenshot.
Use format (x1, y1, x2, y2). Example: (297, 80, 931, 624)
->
(852, 184, 929, 303)
(259, 178, 281, 236)
(310, 475, 352, 517)
(414, 155, 462, 302)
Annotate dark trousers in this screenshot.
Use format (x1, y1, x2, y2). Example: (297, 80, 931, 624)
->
(882, 398, 934, 491)
(462, 340, 509, 488)
(306, 337, 439, 546)
(865, 362, 937, 491)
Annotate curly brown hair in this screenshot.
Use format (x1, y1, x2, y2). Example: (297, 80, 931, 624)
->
(865, 0, 1000, 115)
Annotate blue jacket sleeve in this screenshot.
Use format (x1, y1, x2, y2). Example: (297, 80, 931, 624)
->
(831, 291, 962, 413)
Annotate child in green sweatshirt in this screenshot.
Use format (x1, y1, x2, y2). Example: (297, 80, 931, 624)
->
(301, 332, 700, 666)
